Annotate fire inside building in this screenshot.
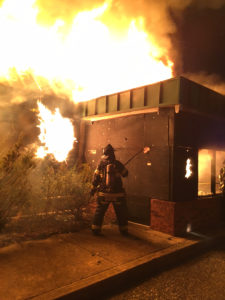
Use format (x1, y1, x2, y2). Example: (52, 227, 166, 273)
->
(76, 76, 225, 236)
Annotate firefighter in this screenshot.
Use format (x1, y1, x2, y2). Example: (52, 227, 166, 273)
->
(219, 160, 225, 193)
(219, 160, 225, 219)
(90, 144, 129, 236)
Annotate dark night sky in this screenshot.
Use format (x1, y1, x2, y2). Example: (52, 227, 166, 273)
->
(171, 3, 225, 83)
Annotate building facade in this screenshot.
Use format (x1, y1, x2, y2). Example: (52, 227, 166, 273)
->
(78, 76, 225, 235)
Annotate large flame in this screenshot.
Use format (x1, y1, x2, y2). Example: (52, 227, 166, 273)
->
(36, 101, 76, 162)
(0, 0, 173, 102)
(1, 0, 174, 161)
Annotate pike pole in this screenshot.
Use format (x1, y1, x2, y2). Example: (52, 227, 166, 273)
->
(124, 146, 150, 166)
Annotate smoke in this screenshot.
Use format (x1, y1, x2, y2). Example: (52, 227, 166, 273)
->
(34, 0, 225, 76)
(184, 72, 225, 95)
(1, 0, 224, 82)
(191, 0, 225, 9)
(0, 100, 39, 154)
(34, 0, 225, 102)
(34, 0, 225, 22)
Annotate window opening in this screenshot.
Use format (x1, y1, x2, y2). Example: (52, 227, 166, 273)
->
(198, 149, 212, 196)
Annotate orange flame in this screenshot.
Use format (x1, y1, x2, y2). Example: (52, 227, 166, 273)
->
(0, 0, 173, 103)
(1, 0, 174, 161)
(36, 101, 76, 161)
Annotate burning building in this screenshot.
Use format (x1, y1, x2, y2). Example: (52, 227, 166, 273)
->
(1, 0, 225, 237)
(78, 76, 225, 236)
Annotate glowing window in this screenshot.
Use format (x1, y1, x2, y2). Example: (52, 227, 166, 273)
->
(198, 149, 212, 196)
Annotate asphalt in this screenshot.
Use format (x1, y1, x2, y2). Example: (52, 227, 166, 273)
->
(0, 222, 225, 300)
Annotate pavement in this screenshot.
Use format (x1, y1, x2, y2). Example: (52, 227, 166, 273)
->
(0, 222, 225, 300)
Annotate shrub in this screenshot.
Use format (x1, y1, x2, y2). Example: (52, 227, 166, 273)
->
(36, 156, 93, 222)
(0, 145, 93, 234)
(0, 143, 35, 231)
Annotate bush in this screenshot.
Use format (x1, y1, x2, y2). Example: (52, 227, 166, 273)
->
(32, 155, 93, 222)
(0, 145, 93, 234)
(0, 143, 35, 231)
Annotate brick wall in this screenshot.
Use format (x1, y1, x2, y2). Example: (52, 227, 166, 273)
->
(151, 196, 224, 236)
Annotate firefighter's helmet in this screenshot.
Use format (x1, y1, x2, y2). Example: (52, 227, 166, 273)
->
(103, 144, 115, 156)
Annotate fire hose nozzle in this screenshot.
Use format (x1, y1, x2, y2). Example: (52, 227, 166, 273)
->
(143, 146, 150, 154)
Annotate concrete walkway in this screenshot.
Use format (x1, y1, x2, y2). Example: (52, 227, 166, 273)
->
(0, 223, 224, 300)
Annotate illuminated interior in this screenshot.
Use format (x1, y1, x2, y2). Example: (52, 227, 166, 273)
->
(198, 149, 212, 196)
(198, 149, 225, 196)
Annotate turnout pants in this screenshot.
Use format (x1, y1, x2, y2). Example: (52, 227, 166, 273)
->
(92, 193, 128, 234)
